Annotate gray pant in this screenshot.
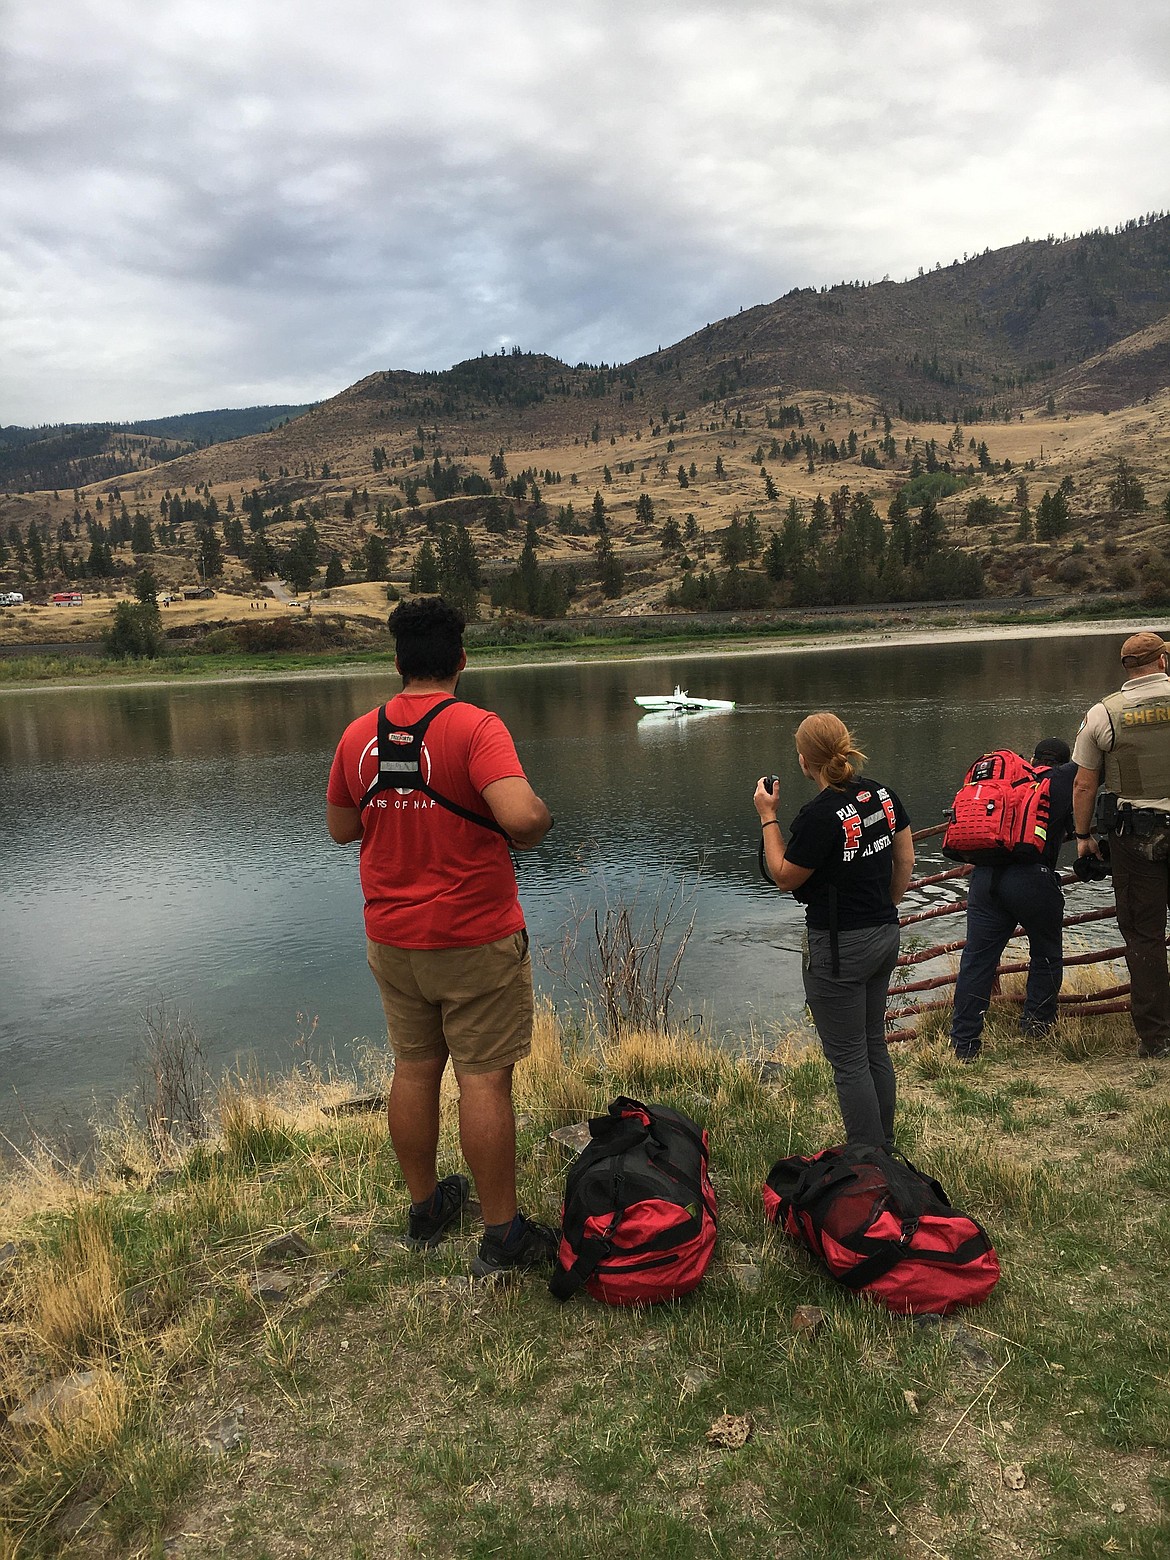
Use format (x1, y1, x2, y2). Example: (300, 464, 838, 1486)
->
(802, 922, 901, 1149)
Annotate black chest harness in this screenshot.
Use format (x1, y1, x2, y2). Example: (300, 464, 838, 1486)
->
(357, 697, 506, 836)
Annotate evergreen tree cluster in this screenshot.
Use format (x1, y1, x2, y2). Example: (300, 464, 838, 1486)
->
(409, 521, 481, 618)
(667, 488, 983, 611)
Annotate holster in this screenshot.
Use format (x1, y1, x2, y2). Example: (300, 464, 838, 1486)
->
(1094, 790, 1119, 834)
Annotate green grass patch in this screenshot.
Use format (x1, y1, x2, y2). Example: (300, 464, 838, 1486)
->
(2, 1019, 1169, 1557)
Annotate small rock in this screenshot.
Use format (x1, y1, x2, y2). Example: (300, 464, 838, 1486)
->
(706, 1412, 752, 1449)
(249, 1269, 296, 1301)
(679, 1367, 709, 1398)
(515, 1113, 534, 1130)
(1002, 1463, 1026, 1491)
(322, 1093, 386, 1116)
(1110, 1500, 1126, 1514)
(204, 1409, 245, 1456)
(0, 1240, 18, 1275)
(728, 1263, 762, 1292)
(8, 1371, 101, 1432)
(947, 1324, 997, 1374)
(902, 1389, 920, 1416)
(1048, 1362, 1065, 1374)
(791, 1304, 826, 1335)
(757, 1061, 787, 1085)
(258, 1232, 312, 1263)
(420, 1275, 476, 1297)
(305, 1270, 343, 1297)
(549, 1122, 592, 1155)
(916, 1317, 996, 1373)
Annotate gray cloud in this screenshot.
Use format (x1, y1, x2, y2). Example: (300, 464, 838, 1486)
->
(2, 0, 1167, 422)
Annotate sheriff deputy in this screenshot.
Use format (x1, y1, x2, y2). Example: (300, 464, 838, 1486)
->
(1072, 630, 1170, 1060)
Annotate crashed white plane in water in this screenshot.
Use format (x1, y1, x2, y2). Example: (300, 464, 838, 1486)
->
(634, 686, 735, 715)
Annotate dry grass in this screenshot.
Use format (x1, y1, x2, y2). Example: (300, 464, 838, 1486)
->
(31, 1200, 126, 1364)
(1, 993, 1168, 1557)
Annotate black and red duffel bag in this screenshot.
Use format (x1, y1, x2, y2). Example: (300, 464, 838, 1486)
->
(763, 1144, 999, 1315)
(550, 1096, 717, 1306)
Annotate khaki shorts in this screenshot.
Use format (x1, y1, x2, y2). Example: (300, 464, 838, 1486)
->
(366, 931, 534, 1074)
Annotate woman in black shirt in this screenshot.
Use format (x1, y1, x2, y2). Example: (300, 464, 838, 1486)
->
(754, 712, 914, 1148)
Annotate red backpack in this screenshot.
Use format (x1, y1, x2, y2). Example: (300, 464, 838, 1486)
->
(763, 1145, 999, 1315)
(942, 749, 1052, 866)
(550, 1097, 717, 1306)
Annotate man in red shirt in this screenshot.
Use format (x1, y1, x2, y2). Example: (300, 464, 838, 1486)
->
(327, 597, 557, 1276)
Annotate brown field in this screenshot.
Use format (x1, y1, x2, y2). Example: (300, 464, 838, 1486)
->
(2, 378, 1168, 643)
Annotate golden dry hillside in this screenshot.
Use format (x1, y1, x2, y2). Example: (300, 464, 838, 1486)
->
(2, 220, 1169, 646)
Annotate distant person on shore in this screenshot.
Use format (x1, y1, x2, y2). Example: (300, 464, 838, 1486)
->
(754, 713, 914, 1148)
(326, 596, 558, 1276)
(949, 738, 1076, 1063)
(1072, 631, 1170, 1060)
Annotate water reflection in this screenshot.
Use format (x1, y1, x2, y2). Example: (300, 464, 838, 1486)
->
(0, 631, 1133, 1129)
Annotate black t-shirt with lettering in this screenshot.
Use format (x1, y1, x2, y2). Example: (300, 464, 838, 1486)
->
(784, 777, 911, 931)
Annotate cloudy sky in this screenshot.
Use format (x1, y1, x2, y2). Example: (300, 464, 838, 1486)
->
(2, 0, 1167, 426)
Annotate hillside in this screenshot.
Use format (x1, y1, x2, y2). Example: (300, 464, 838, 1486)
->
(1, 218, 1169, 645)
(0, 405, 315, 494)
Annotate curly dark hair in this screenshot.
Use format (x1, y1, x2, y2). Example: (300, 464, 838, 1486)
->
(387, 595, 466, 682)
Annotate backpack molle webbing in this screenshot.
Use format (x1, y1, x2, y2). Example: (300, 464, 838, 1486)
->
(358, 697, 506, 836)
(942, 750, 1052, 866)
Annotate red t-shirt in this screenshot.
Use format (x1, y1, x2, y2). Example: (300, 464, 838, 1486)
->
(327, 690, 528, 949)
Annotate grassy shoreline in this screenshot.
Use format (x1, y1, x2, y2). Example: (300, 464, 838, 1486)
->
(2, 1003, 1168, 1559)
(0, 600, 1147, 694)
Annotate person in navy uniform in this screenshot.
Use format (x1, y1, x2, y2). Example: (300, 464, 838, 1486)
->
(949, 738, 1076, 1062)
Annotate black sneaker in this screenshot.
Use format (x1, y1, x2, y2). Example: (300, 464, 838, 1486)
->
(1138, 1043, 1170, 1060)
(405, 1174, 470, 1250)
(953, 1047, 981, 1065)
(470, 1213, 559, 1278)
(1020, 1018, 1055, 1040)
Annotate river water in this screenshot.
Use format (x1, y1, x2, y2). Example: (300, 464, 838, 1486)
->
(0, 629, 1132, 1135)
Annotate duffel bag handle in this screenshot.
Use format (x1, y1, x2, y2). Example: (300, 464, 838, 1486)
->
(549, 1231, 617, 1302)
(584, 1095, 658, 1159)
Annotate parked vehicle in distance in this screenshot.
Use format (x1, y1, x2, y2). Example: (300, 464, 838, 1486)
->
(50, 592, 84, 606)
(0, 591, 25, 606)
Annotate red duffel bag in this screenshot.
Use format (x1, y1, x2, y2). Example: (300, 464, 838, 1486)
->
(763, 1144, 1000, 1315)
(550, 1096, 717, 1306)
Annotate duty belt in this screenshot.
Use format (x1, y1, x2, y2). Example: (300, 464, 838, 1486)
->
(1113, 803, 1170, 837)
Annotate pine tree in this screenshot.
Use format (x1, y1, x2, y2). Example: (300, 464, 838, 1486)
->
(410, 539, 440, 594)
(912, 496, 944, 564)
(365, 535, 390, 582)
(198, 524, 223, 579)
(595, 531, 624, 597)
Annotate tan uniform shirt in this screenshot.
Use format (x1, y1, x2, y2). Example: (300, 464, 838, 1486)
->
(1072, 671, 1170, 809)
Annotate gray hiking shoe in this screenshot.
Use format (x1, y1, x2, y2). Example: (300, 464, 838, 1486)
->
(470, 1213, 559, 1278)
